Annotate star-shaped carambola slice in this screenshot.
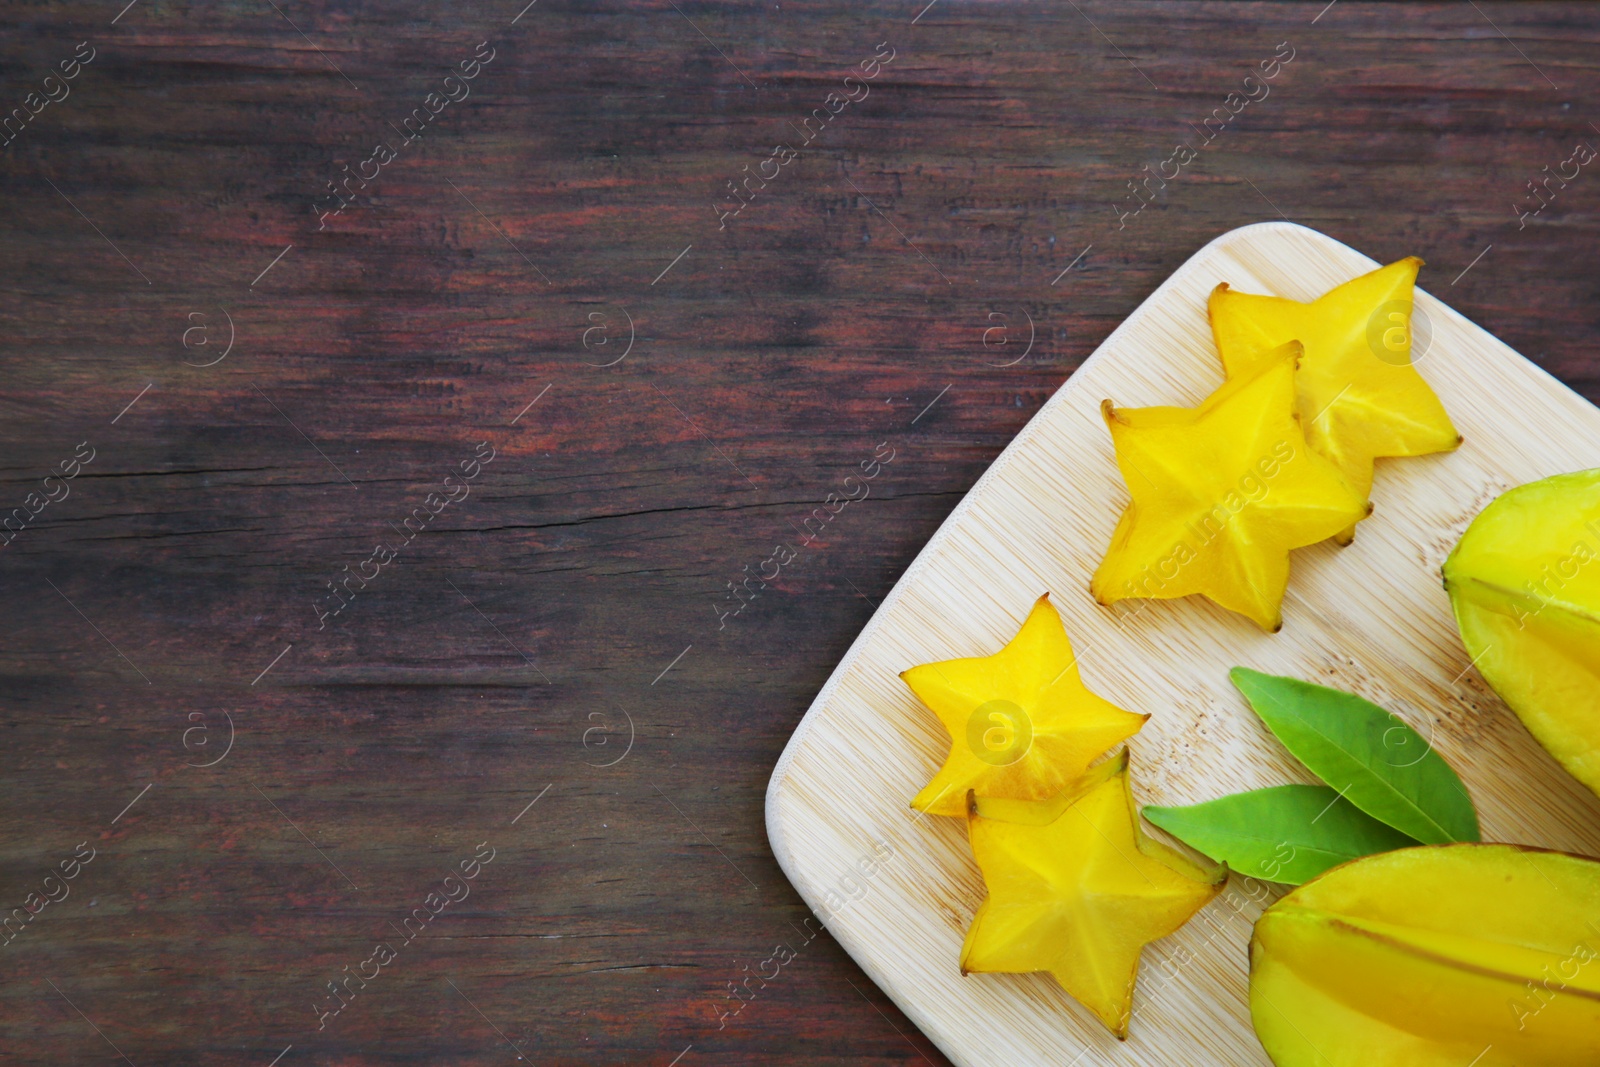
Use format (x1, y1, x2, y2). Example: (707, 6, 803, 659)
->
(1209, 257, 1461, 542)
(960, 750, 1225, 1039)
(902, 594, 1146, 818)
(1090, 344, 1370, 632)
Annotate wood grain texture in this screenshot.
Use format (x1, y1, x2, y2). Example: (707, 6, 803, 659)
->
(766, 221, 1600, 1066)
(0, 1, 1598, 1064)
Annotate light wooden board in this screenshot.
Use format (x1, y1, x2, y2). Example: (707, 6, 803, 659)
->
(764, 221, 1600, 1067)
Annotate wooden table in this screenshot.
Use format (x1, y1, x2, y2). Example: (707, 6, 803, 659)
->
(1, 2, 1595, 1064)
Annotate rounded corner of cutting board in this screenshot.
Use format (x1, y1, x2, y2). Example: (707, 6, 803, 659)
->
(764, 709, 826, 901)
(763, 747, 800, 874)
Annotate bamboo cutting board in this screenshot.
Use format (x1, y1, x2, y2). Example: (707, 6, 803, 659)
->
(764, 221, 1600, 1067)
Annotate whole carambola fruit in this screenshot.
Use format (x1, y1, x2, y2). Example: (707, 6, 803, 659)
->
(1442, 468, 1600, 798)
(1250, 844, 1600, 1067)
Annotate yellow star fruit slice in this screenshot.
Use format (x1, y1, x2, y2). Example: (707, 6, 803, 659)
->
(1090, 344, 1371, 633)
(902, 594, 1146, 817)
(961, 750, 1225, 1039)
(1209, 257, 1461, 542)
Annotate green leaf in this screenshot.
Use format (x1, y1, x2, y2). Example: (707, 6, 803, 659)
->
(1230, 667, 1480, 845)
(1143, 784, 1419, 885)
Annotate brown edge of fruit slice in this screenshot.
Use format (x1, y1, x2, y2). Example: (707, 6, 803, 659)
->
(966, 748, 1128, 825)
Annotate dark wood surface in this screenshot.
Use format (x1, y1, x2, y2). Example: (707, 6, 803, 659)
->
(2, 1, 1597, 1064)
